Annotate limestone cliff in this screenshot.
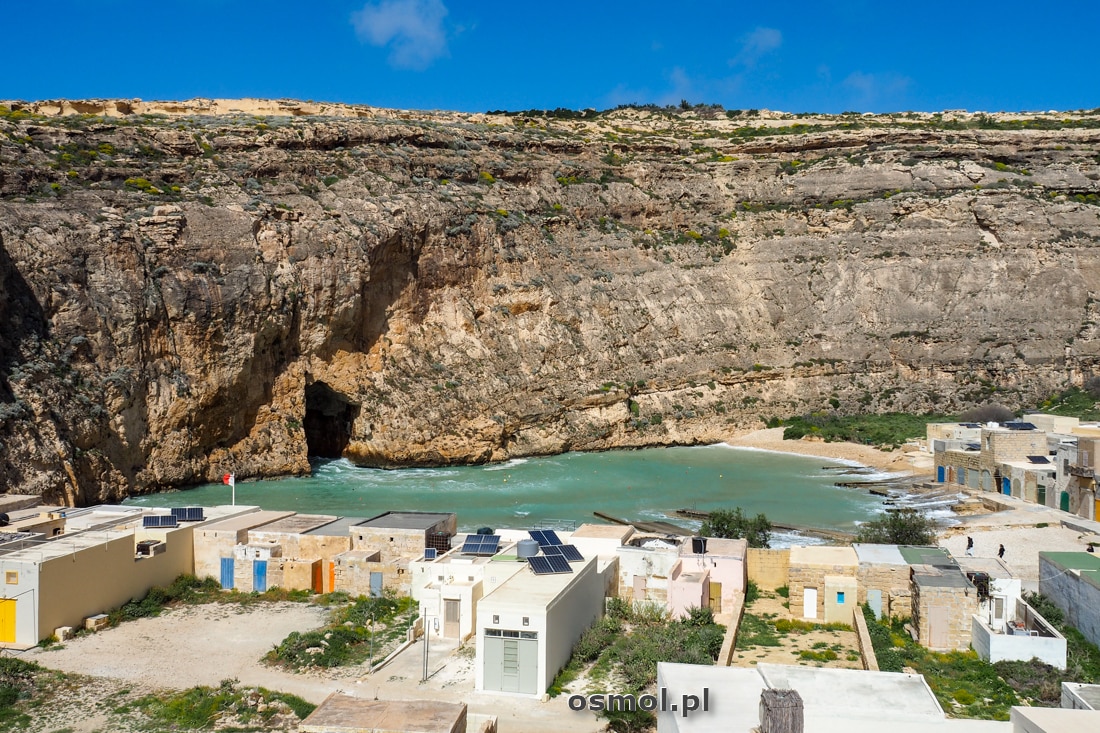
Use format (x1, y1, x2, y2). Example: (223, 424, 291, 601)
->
(1, 99, 1099, 504)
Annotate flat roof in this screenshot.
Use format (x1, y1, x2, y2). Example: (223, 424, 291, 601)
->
(853, 543, 907, 565)
(656, 662, 1010, 732)
(570, 523, 635, 542)
(250, 514, 338, 534)
(1065, 683, 1100, 710)
(913, 566, 974, 589)
(198, 509, 293, 533)
(789, 545, 858, 566)
(1010, 707, 1100, 733)
(358, 511, 454, 530)
(1040, 552, 1100, 572)
(956, 557, 1015, 579)
(305, 516, 370, 536)
(479, 557, 596, 611)
(899, 546, 955, 567)
(300, 693, 465, 733)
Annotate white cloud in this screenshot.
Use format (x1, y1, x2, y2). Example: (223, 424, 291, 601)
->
(730, 27, 782, 68)
(351, 0, 449, 70)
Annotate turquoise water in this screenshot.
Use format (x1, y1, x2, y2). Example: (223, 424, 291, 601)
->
(125, 445, 887, 540)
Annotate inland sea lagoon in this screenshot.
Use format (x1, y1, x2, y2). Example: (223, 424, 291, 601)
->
(125, 445, 896, 546)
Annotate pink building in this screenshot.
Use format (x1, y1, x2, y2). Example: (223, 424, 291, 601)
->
(667, 537, 748, 618)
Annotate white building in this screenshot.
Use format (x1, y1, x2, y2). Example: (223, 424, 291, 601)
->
(475, 555, 603, 697)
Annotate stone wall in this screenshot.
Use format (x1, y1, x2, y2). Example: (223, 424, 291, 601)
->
(789, 562, 857, 621)
(747, 548, 789, 590)
(857, 563, 912, 618)
(912, 581, 979, 651)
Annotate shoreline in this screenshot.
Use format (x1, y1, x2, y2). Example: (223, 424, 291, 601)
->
(724, 427, 934, 477)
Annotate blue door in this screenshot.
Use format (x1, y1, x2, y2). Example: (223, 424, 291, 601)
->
(219, 557, 234, 589)
(254, 560, 268, 593)
(370, 571, 383, 598)
(1002, 477, 1011, 495)
(937, 466, 945, 483)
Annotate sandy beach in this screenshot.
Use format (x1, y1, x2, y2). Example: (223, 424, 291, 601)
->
(725, 427, 934, 475)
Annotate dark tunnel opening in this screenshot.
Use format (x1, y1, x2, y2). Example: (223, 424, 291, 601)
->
(304, 382, 360, 459)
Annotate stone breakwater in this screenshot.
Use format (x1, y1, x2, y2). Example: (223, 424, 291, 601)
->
(1, 101, 1099, 504)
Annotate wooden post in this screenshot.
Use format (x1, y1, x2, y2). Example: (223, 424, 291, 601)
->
(759, 689, 803, 733)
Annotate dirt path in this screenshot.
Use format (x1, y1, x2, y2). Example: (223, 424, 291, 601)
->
(25, 601, 601, 733)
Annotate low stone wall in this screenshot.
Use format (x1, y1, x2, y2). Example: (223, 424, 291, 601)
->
(716, 592, 746, 666)
(852, 606, 879, 671)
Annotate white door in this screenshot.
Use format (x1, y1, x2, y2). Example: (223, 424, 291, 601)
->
(803, 587, 818, 619)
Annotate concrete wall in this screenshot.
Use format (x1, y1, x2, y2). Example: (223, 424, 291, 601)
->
(824, 575, 858, 624)
(746, 548, 789, 590)
(543, 562, 603, 696)
(972, 614, 1066, 668)
(1039, 556, 1100, 648)
(667, 562, 709, 620)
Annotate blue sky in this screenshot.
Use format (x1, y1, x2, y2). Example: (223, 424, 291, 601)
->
(5, 1, 1098, 114)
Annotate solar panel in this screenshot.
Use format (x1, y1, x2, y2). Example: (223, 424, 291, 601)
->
(1026, 455, 1050, 464)
(529, 529, 562, 547)
(170, 507, 206, 522)
(546, 555, 573, 573)
(460, 534, 500, 556)
(424, 548, 438, 560)
(560, 544, 584, 562)
(528, 556, 572, 575)
(142, 515, 178, 528)
(1006, 422, 1037, 431)
(528, 556, 555, 575)
(541, 545, 564, 556)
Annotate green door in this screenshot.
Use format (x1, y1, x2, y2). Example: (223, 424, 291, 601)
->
(483, 636, 537, 694)
(1061, 491, 1071, 512)
(1037, 487, 1046, 506)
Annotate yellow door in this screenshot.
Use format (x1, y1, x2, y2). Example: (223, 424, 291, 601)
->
(709, 582, 722, 613)
(0, 599, 15, 643)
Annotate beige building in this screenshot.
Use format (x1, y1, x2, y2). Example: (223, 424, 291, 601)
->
(299, 693, 482, 733)
(335, 512, 457, 597)
(911, 564, 980, 651)
(788, 545, 859, 623)
(0, 505, 247, 646)
(193, 510, 294, 588)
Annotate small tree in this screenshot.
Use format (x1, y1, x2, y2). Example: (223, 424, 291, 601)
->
(701, 507, 772, 548)
(855, 509, 936, 545)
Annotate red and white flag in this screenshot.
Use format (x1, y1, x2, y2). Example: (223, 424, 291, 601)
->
(222, 473, 235, 487)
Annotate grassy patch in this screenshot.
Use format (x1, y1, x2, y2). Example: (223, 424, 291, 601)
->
(134, 678, 315, 729)
(266, 592, 416, 670)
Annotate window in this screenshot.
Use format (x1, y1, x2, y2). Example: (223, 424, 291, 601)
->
(522, 617, 529, 626)
(492, 615, 499, 624)
(5, 571, 17, 585)
(485, 628, 502, 637)
(503, 630, 520, 638)
(837, 592, 846, 604)
(520, 631, 538, 640)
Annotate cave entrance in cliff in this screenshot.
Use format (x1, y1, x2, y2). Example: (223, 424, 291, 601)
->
(304, 382, 360, 459)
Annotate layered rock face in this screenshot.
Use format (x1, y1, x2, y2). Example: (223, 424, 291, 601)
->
(1, 99, 1099, 504)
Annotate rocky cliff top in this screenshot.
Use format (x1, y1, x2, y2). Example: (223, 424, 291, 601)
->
(2, 99, 1099, 504)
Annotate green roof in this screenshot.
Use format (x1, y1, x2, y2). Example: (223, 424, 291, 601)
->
(1040, 552, 1100, 571)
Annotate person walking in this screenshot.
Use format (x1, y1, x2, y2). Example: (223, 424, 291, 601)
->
(966, 536, 974, 556)
(998, 544, 1006, 560)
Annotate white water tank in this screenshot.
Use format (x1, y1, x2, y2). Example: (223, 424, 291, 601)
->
(516, 539, 540, 558)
